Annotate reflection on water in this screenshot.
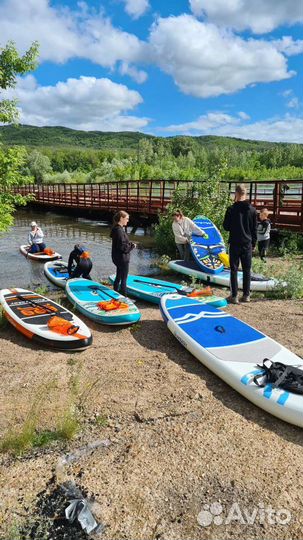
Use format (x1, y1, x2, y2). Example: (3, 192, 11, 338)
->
(0, 209, 158, 290)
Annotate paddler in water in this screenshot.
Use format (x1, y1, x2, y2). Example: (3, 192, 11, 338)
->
(28, 221, 46, 253)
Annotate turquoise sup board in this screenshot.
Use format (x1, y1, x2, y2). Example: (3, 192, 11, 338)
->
(65, 278, 140, 325)
(160, 294, 303, 427)
(108, 274, 227, 308)
(190, 216, 226, 274)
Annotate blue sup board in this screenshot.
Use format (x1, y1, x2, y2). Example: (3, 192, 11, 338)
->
(190, 216, 226, 274)
(44, 261, 69, 288)
(160, 294, 303, 427)
(65, 278, 140, 325)
(108, 274, 227, 308)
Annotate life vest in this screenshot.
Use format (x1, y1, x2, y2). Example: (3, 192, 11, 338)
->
(44, 247, 55, 256)
(97, 300, 129, 311)
(187, 286, 212, 298)
(80, 251, 91, 260)
(48, 315, 79, 335)
(253, 358, 303, 395)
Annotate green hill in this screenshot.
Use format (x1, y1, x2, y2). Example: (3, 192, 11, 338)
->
(0, 124, 299, 152)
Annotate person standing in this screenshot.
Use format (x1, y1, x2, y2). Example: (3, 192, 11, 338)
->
(67, 244, 92, 279)
(28, 221, 46, 253)
(223, 184, 257, 304)
(257, 208, 271, 262)
(172, 210, 208, 262)
(110, 211, 136, 297)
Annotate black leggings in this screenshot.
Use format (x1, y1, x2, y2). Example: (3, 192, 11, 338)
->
(71, 260, 92, 279)
(258, 240, 270, 260)
(229, 245, 252, 297)
(113, 260, 129, 297)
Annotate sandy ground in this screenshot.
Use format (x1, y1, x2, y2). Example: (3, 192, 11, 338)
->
(0, 274, 302, 539)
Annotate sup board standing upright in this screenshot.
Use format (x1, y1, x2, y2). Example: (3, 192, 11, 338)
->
(0, 288, 92, 350)
(190, 216, 226, 274)
(160, 294, 303, 427)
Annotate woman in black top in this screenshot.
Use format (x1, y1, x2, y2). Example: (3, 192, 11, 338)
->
(110, 211, 136, 296)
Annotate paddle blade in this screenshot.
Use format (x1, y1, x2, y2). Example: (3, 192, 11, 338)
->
(219, 252, 230, 268)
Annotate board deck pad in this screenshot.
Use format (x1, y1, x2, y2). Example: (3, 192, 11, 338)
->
(190, 216, 225, 274)
(4, 292, 73, 325)
(160, 294, 303, 427)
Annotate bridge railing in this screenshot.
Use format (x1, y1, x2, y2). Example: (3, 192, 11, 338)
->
(12, 179, 303, 231)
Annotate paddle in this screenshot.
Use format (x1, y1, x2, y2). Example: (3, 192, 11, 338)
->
(131, 278, 211, 297)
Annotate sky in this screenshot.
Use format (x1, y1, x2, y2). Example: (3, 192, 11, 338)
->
(0, 0, 303, 142)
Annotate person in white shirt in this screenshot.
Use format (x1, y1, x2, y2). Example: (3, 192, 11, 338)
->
(172, 209, 207, 261)
(28, 221, 46, 253)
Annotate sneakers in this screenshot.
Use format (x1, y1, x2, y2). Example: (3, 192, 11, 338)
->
(226, 295, 239, 305)
(240, 295, 251, 303)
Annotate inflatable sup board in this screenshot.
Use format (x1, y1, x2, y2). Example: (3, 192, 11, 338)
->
(65, 278, 140, 325)
(44, 261, 69, 288)
(169, 259, 277, 292)
(20, 245, 61, 262)
(160, 294, 303, 427)
(108, 274, 227, 308)
(190, 215, 226, 274)
(0, 288, 92, 350)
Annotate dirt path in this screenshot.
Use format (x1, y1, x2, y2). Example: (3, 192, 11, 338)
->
(0, 282, 302, 539)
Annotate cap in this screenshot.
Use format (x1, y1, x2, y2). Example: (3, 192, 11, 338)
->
(31, 221, 37, 227)
(74, 244, 85, 254)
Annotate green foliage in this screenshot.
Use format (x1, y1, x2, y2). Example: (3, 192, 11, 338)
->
(0, 305, 8, 329)
(0, 41, 39, 123)
(27, 150, 52, 183)
(273, 231, 303, 257)
(252, 257, 303, 300)
(155, 162, 230, 255)
(34, 285, 49, 295)
(0, 41, 39, 231)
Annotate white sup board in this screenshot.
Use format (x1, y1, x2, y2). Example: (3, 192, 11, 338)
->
(0, 288, 92, 350)
(20, 245, 62, 262)
(169, 259, 278, 292)
(160, 294, 303, 428)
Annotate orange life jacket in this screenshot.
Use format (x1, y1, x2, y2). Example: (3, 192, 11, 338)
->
(47, 316, 79, 335)
(97, 300, 129, 311)
(80, 251, 91, 259)
(44, 247, 55, 256)
(187, 286, 213, 298)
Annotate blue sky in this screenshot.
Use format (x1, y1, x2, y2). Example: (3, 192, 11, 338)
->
(0, 0, 302, 142)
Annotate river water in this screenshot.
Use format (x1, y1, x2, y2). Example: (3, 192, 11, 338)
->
(0, 209, 158, 290)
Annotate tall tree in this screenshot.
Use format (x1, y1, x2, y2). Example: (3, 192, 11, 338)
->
(0, 41, 39, 231)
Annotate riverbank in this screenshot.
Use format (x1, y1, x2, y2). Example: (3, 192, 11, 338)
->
(0, 279, 302, 539)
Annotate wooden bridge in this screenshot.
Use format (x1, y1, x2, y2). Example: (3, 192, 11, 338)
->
(13, 179, 303, 231)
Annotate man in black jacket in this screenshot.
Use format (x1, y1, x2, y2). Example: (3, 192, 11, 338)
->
(223, 184, 257, 304)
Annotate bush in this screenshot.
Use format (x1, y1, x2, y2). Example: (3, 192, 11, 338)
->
(155, 164, 230, 255)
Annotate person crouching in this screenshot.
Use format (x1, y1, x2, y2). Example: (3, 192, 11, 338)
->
(67, 244, 92, 279)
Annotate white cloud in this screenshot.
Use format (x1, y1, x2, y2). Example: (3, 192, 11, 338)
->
(122, 0, 150, 19)
(4, 75, 149, 131)
(149, 15, 295, 98)
(271, 36, 303, 56)
(238, 111, 250, 120)
(0, 0, 146, 67)
(162, 111, 303, 143)
(189, 0, 303, 34)
(287, 97, 300, 109)
(119, 62, 148, 83)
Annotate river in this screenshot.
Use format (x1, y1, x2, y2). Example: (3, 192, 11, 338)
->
(0, 209, 158, 290)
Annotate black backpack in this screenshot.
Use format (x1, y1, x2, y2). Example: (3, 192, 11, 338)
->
(253, 358, 303, 395)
